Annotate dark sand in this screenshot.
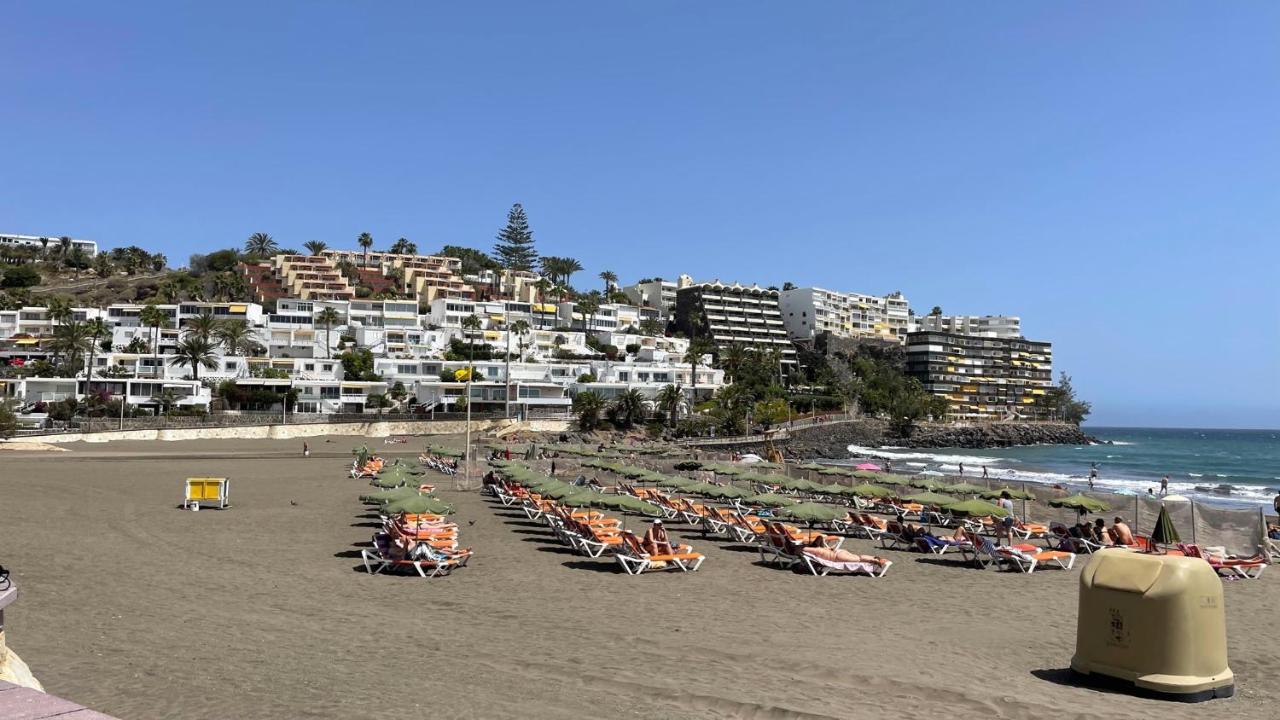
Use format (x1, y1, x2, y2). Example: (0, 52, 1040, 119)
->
(1, 436, 1276, 719)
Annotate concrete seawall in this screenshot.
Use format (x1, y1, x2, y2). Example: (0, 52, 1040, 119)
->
(27, 418, 570, 444)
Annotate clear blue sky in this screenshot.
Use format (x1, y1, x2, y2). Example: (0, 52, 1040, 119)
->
(3, 3, 1277, 428)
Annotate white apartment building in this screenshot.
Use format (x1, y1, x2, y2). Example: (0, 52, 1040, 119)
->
(912, 314, 1022, 339)
(0, 233, 98, 257)
(778, 288, 911, 344)
(0, 376, 211, 412)
(622, 277, 688, 319)
(555, 302, 659, 335)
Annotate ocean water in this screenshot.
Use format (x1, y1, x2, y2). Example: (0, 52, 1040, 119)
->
(845, 426, 1280, 507)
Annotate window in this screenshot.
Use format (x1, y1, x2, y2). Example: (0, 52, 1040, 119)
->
(320, 387, 340, 399)
(304, 363, 315, 371)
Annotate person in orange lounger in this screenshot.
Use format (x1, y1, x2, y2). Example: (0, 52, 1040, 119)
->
(643, 519, 693, 556)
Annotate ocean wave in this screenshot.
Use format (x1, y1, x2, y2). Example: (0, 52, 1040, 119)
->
(1108, 441, 1135, 446)
(1188, 473, 1203, 477)
(845, 445, 1005, 466)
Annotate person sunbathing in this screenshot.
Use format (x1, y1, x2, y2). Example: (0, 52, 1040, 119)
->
(643, 520, 687, 556)
(804, 546, 887, 565)
(1109, 517, 1135, 546)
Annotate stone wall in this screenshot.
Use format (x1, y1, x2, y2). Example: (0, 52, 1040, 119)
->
(711, 420, 1095, 458)
(34, 418, 570, 444)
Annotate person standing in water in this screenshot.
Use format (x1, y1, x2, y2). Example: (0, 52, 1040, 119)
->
(958, 462, 964, 477)
(1160, 475, 1169, 495)
(1089, 463, 1098, 490)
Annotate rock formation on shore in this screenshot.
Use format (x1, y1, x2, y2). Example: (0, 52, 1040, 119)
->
(715, 420, 1097, 458)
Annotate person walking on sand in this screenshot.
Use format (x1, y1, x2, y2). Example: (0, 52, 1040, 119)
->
(550, 460, 556, 476)
(303, 441, 310, 458)
(1160, 475, 1169, 495)
(982, 465, 989, 479)
(958, 462, 964, 477)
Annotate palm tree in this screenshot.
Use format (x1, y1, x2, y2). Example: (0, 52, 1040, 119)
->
(610, 388, 648, 428)
(533, 278, 552, 327)
(152, 387, 179, 417)
(719, 343, 748, 383)
(510, 319, 531, 359)
(357, 232, 374, 265)
(684, 337, 714, 402)
(45, 296, 73, 325)
(52, 319, 92, 373)
(656, 384, 683, 428)
(389, 238, 417, 255)
(38, 237, 49, 258)
(82, 318, 110, 384)
(184, 311, 220, 342)
(58, 236, 72, 268)
(169, 336, 218, 380)
(245, 233, 278, 257)
(139, 303, 168, 370)
(151, 253, 167, 272)
(304, 240, 328, 256)
(560, 257, 583, 289)
(572, 390, 606, 431)
(576, 296, 599, 334)
(315, 307, 341, 359)
(215, 320, 259, 356)
(600, 270, 618, 293)
(460, 314, 482, 376)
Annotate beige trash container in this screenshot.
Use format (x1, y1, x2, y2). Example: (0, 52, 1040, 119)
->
(1072, 551, 1233, 701)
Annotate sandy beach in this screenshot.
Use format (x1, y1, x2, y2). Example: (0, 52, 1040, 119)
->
(1, 436, 1276, 720)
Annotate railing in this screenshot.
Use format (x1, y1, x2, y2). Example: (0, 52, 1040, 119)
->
(677, 411, 860, 446)
(16, 410, 513, 436)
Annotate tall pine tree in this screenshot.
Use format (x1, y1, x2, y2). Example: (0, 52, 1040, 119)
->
(493, 203, 538, 271)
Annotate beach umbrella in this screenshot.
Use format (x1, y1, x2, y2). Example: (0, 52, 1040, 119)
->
(1049, 494, 1111, 514)
(855, 463, 882, 472)
(904, 491, 957, 507)
(1163, 494, 1191, 502)
(798, 463, 827, 471)
(851, 470, 881, 480)
(527, 478, 571, 493)
(944, 498, 1010, 517)
(424, 445, 463, 458)
(778, 477, 824, 492)
(981, 487, 1036, 501)
(945, 482, 987, 495)
(383, 495, 454, 516)
(848, 483, 895, 499)
(566, 493, 661, 517)
(743, 493, 797, 508)
(369, 474, 408, 488)
(1150, 504, 1180, 548)
(656, 476, 698, 489)
(906, 477, 945, 490)
(778, 502, 844, 525)
(879, 474, 914, 486)
(359, 486, 421, 504)
(701, 484, 753, 500)
(709, 464, 747, 476)
(812, 483, 847, 496)
(673, 461, 703, 471)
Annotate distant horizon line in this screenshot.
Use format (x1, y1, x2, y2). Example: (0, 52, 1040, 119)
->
(1085, 424, 1279, 433)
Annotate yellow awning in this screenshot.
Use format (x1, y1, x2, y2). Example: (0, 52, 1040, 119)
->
(533, 303, 558, 313)
(14, 339, 38, 345)
(483, 331, 501, 339)
(229, 304, 248, 313)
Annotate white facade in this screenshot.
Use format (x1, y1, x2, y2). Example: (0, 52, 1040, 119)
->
(0, 233, 98, 257)
(622, 279, 679, 319)
(912, 314, 1021, 339)
(778, 287, 912, 343)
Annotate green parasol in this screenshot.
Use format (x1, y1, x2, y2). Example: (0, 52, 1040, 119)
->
(798, 463, 828, 471)
(944, 482, 988, 495)
(423, 444, 464, 458)
(656, 476, 698, 489)
(359, 486, 421, 504)
(906, 477, 944, 490)
(943, 498, 1010, 517)
(848, 483, 894, 498)
(743, 493, 798, 508)
(539, 484, 588, 500)
(672, 460, 703, 471)
(1048, 494, 1111, 514)
(369, 474, 408, 489)
(382, 495, 454, 516)
(981, 487, 1036, 501)
(903, 491, 957, 506)
(777, 502, 844, 524)
(1149, 504, 1180, 547)
(851, 470, 881, 480)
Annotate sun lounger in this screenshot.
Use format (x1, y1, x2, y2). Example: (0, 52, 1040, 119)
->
(800, 548, 892, 578)
(1178, 543, 1267, 579)
(915, 534, 972, 555)
(614, 531, 705, 575)
(996, 545, 1076, 573)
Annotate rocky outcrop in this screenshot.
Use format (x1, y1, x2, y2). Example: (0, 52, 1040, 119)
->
(709, 420, 1096, 458)
(898, 422, 1097, 449)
